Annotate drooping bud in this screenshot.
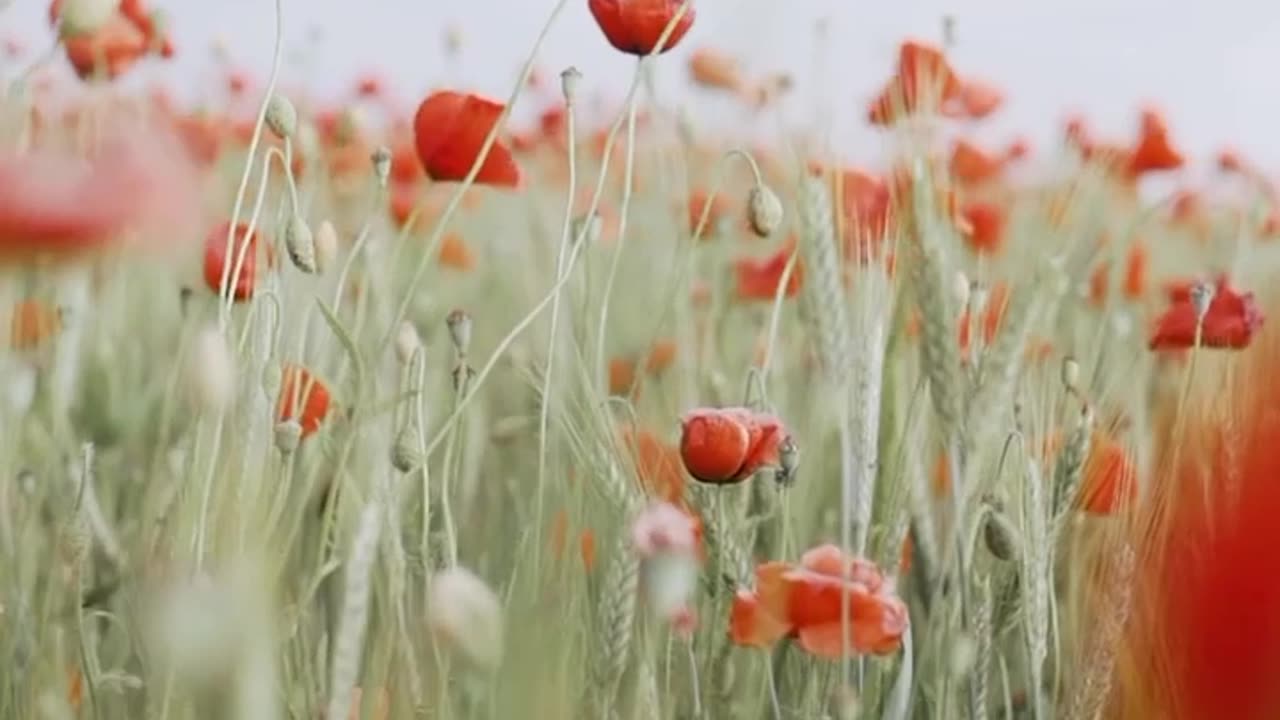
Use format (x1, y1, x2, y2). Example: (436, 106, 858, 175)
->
(265, 94, 297, 141)
(391, 421, 422, 473)
(284, 215, 316, 273)
(313, 220, 339, 274)
(427, 567, 503, 671)
(981, 498, 1020, 561)
(746, 184, 784, 238)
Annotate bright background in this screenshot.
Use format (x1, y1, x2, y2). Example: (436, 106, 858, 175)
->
(6, 0, 1280, 168)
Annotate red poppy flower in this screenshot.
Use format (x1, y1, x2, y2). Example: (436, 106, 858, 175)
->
(0, 133, 197, 264)
(413, 91, 521, 188)
(588, 0, 696, 56)
(961, 201, 1005, 255)
(868, 40, 962, 125)
(730, 546, 909, 657)
(688, 188, 730, 239)
(1128, 107, 1184, 176)
(950, 138, 1006, 185)
(947, 76, 1003, 119)
(276, 364, 331, 438)
(1080, 432, 1138, 514)
(9, 299, 61, 351)
(1149, 277, 1263, 351)
(735, 238, 802, 301)
(53, 0, 172, 80)
(621, 424, 685, 502)
(203, 222, 264, 302)
(679, 407, 789, 484)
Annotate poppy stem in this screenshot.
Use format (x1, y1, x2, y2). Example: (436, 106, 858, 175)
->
(532, 83, 580, 584)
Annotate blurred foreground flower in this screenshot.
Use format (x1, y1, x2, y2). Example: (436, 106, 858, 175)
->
(428, 566, 504, 671)
(1149, 276, 1263, 350)
(0, 131, 199, 264)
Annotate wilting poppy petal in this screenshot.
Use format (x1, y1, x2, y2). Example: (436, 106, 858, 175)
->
(413, 91, 521, 187)
(588, 0, 696, 56)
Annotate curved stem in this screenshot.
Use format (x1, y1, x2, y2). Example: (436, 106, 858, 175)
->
(218, 0, 285, 331)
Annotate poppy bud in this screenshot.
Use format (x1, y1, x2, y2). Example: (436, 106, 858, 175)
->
(186, 326, 235, 415)
(56, 0, 117, 38)
(445, 309, 472, 356)
(560, 66, 583, 107)
(391, 421, 422, 473)
(370, 146, 392, 188)
(746, 184, 784, 238)
(284, 215, 316, 274)
(314, 220, 338, 274)
(982, 499, 1020, 561)
(273, 419, 302, 455)
(1061, 355, 1080, 395)
(427, 566, 503, 671)
(394, 321, 421, 367)
(265, 95, 297, 141)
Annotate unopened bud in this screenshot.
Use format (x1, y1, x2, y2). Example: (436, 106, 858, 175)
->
(371, 146, 392, 188)
(746, 184, 784, 238)
(186, 326, 235, 415)
(1061, 355, 1080, 395)
(56, 0, 117, 38)
(314, 220, 339, 274)
(982, 499, 1020, 561)
(559, 66, 582, 107)
(273, 419, 302, 455)
(265, 95, 297, 141)
(391, 422, 422, 473)
(394, 321, 422, 366)
(571, 213, 602, 246)
(284, 215, 316, 273)
(428, 567, 503, 671)
(445, 309, 472, 356)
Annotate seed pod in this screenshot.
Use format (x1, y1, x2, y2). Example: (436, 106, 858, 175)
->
(746, 184, 783, 237)
(284, 215, 316, 273)
(274, 419, 302, 455)
(775, 435, 799, 486)
(314, 220, 339, 274)
(560, 66, 583, 107)
(265, 95, 297, 141)
(371, 146, 392, 187)
(1190, 280, 1215, 323)
(445, 309, 472, 356)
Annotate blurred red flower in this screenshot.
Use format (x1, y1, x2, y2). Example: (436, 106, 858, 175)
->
(588, 0, 696, 56)
(413, 91, 521, 188)
(1149, 277, 1263, 351)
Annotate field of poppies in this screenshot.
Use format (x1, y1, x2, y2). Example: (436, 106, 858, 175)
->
(6, 0, 1280, 719)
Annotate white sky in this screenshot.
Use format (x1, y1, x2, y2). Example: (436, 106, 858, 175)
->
(7, 0, 1280, 169)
